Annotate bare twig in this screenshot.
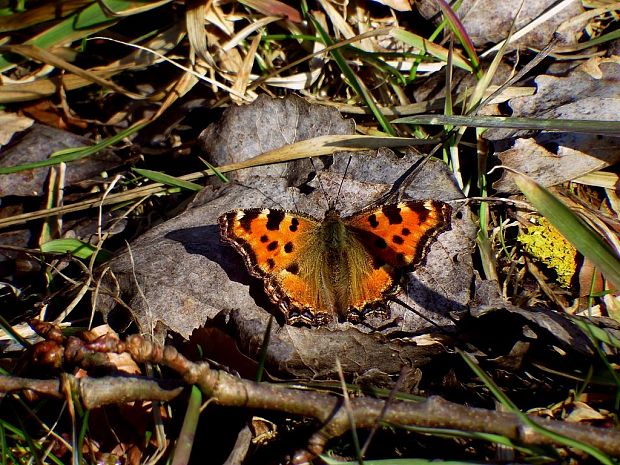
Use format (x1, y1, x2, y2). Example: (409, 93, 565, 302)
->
(3, 332, 619, 462)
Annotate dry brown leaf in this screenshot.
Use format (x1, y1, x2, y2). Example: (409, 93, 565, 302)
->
(566, 401, 607, 423)
(97, 95, 476, 379)
(0, 111, 33, 147)
(490, 57, 620, 193)
(0, 124, 120, 197)
(417, 0, 585, 50)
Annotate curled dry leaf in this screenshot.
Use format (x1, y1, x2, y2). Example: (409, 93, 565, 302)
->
(489, 57, 620, 193)
(0, 124, 121, 197)
(97, 95, 478, 379)
(0, 111, 33, 147)
(416, 0, 585, 50)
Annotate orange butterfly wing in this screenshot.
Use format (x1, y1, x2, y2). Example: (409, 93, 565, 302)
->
(219, 201, 452, 325)
(340, 200, 452, 318)
(219, 209, 328, 324)
(344, 200, 453, 269)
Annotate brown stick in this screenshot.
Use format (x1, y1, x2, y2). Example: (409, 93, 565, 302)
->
(4, 334, 619, 462)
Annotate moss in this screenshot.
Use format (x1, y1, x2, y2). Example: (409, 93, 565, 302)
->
(518, 217, 578, 288)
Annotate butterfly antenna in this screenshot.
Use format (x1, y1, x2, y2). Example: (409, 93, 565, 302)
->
(289, 188, 300, 213)
(333, 155, 352, 211)
(237, 181, 285, 209)
(310, 158, 330, 209)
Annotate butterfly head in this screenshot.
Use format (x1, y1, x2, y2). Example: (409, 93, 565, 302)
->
(323, 206, 341, 221)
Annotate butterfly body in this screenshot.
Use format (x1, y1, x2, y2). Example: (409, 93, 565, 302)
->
(219, 200, 452, 326)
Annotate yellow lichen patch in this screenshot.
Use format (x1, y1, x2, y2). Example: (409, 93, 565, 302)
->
(518, 217, 578, 288)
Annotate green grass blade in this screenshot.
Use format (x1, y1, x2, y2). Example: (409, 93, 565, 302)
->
(133, 168, 203, 192)
(255, 315, 273, 382)
(397, 424, 548, 456)
(0, 313, 30, 347)
(171, 385, 202, 465)
(0, 122, 147, 174)
(573, 318, 620, 349)
(0, 422, 6, 465)
(0, 2, 117, 71)
(198, 157, 229, 183)
(460, 349, 616, 465)
(322, 458, 492, 465)
(571, 319, 620, 395)
(309, 14, 395, 136)
(392, 115, 620, 135)
(346, 45, 408, 86)
(435, 0, 480, 76)
(512, 172, 620, 290)
(0, 0, 174, 71)
(76, 410, 89, 465)
(40, 238, 110, 261)
(565, 28, 620, 52)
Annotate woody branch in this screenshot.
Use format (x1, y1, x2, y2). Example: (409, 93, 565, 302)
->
(3, 332, 620, 462)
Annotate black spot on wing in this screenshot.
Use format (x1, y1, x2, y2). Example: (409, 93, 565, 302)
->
(286, 263, 299, 275)
(267, 258, 276, 270)
(382, 204, 403, 224)
(284, 242, 293, 253)
(260, 235, 269, 243)
(368, 214, 379, 228)
(375, 237, 387, 249)
(344, 201, 453, 270)
(266, 210, 285, 231)
(412, 205, 430, 223)
(267, 241, 279, 251)
(239, 210, 260, 232)
(289, 218, 299, 232)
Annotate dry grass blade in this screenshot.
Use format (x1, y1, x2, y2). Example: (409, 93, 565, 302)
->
(480, 0, 578, 58)
(186, 0, 212, 66)
(390, 28, 473, 72)
(231, 32, 262, 102)
(90, 36, 250, 100)
(4, 44, 146, 100)
(226, 134, 436, 169)
(0, 0, 172, 71)
(0, 25, 185, 103)
(0, 0, 91, 33)
(0, 134, 436, 228)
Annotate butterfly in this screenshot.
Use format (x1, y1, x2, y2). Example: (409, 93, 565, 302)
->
(218, 200, 452, 326)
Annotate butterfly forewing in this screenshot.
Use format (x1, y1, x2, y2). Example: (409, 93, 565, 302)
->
(219, 209, 319, 276)
(344, 200, 452, 269)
